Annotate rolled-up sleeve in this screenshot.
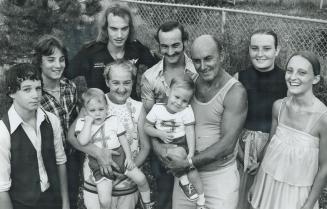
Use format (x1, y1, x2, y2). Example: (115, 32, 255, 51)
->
(0, 121, 11, 192)
(48, 114, 67, 165)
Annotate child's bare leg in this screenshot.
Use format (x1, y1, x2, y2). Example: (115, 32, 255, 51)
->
(188, 170, 205, 205)
(126, 168, 151, 203)
(96, 179, 113, 209)
(166, 147, 190, 185)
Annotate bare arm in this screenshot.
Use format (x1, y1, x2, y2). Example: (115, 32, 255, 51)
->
(76, 116, 93, 146)
(144, 121, 174, 144)
(119, 134, 132, 160)
(138, 106, 175, 165)
(57, 164, 70, 209)
(0, 192, 12, 209)
(67, 117, 119, 175)
(258, 99, 281, 162)
(134, 107, 151, 167)
(192, 84, 247, 167)
(301, 114, 327, 209)
(247, 99, 281, 175)
(167, 83, 247, 172)
(144, 121, 162, 139)
(185, 125, 195, 157)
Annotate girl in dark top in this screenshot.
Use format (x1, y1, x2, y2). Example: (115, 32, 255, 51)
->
(234, 29, 287, 209)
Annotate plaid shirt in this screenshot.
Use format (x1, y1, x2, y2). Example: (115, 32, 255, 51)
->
(40, 77, 79, 144)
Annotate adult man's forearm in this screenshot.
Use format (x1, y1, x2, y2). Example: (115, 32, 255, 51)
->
(192, 140, 236, 168)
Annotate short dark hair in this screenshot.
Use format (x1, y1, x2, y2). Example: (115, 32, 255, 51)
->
(250, 29, 278, 49)
(96, 3, 135, 44)
(287, 51, 321, 76)
(154, 21, 188, 43)
(33, 35, 69, 72)
(5, 63, 41, 95)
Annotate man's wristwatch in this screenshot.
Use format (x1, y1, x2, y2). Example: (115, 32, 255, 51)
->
(187, 157, 195, 169)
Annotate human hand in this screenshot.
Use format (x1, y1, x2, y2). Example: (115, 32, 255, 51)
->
(166, 150, 190, 174)
(153, 142, 178, 166)
(158, 130, 174, 144)
(247, 162, 260, 175)
(84, 115, 94, 124)
(96, 148, 120, 176)
(124, 158, 136, 170)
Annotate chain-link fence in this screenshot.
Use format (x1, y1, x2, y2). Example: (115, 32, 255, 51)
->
(122, 0, 327, 77)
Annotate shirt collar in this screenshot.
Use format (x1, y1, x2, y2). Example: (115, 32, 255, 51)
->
(157, 53, 196, 77)
(8, 105, 46, 134)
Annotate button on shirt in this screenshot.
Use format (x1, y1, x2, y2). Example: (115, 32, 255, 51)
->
(41, 77, 79, 144)
(141, 54, 198, 105)
(0, 106, 67, 192)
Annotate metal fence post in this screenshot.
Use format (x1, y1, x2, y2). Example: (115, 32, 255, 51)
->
(222, 10, 226, 34)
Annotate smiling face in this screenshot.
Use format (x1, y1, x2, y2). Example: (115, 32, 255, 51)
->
(107, 13, 130, 48)
(166, 86, 193, 113)
(158, 28, 185, 65)
(85, 98, 108, 125)
(285, 55, 320, 96)
(10, 79, 42, 112)
(106, 65, 133, 104)
(41, 47, 65, 81)
(249, 34, 279, 72)
(191, 36, 222, 82)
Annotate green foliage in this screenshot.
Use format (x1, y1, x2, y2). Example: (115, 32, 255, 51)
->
(0, 0, 101, 65)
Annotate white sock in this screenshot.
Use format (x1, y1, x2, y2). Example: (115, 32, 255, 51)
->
(140, 190, 151, 203)
(179, 175, 190, 185)
(197, 193, 205, 205)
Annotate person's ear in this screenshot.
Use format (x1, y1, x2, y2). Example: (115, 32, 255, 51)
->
(9, 91, 16, 100)
(183, 41, 188, 51)
(105, 78, 110, 88)
(167, 88, 172, 97)
(313, 75, 321, 85)
(275, 46, 281, 57)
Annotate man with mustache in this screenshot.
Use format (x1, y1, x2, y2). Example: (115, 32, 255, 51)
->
(140, 21, 198, 209)
(167, 35, 247, 209)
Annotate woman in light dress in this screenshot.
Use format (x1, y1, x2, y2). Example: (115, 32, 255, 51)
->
(250, 51, 327, 209)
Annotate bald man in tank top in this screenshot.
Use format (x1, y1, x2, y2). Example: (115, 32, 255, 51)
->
(167, 35, 248, 209)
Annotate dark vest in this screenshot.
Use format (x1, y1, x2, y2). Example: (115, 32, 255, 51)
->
(2, 112, 62, 206)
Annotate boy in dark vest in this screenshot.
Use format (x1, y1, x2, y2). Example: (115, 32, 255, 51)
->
(0, 63, 70, 209)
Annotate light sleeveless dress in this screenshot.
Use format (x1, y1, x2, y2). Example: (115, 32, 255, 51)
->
(251, 97, 325, 209)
